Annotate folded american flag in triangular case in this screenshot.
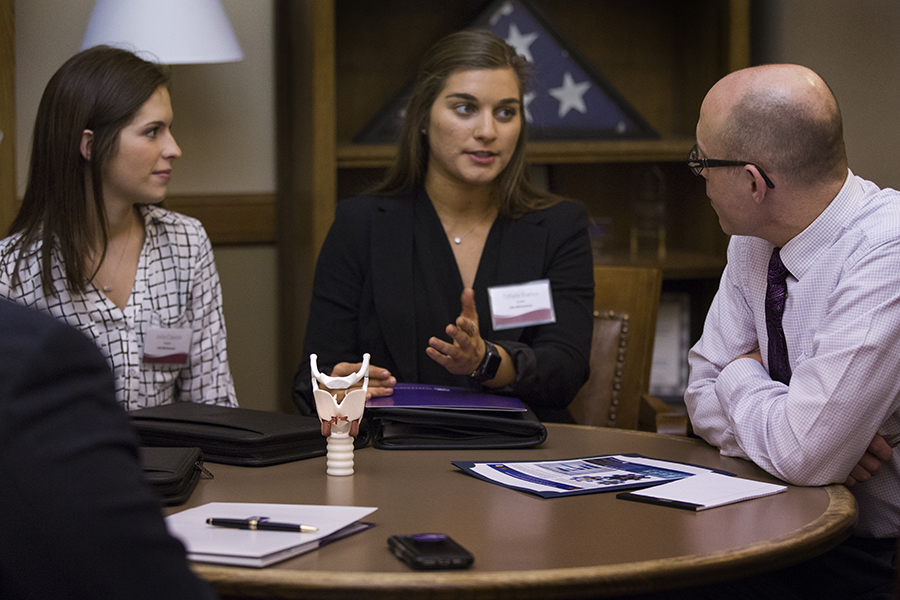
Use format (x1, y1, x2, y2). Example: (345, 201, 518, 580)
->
(354, 0, 657, 143)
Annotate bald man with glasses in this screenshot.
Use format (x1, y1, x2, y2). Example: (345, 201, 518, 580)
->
(680, 64, 899, 600)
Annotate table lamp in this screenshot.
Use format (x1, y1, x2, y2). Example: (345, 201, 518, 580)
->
(81, 0, 243, 64)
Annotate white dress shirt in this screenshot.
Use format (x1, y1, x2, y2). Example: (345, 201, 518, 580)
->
(0, 205, 237, 410)
(686, 171, 900, 538)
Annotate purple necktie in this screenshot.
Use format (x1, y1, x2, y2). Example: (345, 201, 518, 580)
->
(765, 247, 792, 385)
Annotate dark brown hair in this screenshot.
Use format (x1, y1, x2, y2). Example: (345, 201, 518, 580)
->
(369, 29, 561, 217)
(5, 45, 169, 296)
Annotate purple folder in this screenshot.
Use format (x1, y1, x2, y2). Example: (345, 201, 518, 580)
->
(366, 383, 527, 412)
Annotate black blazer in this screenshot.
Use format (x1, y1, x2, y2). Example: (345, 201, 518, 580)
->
(0, 299, 217, 600)
(294, 189, 594, 421)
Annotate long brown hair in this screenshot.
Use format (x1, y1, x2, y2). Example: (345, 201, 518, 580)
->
(5, 45, 169, 297)
(369, 29, 561, 217)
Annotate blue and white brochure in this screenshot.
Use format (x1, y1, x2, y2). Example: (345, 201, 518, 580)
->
(453, 454, 730, 499)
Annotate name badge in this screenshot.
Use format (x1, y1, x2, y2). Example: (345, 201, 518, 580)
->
(487, 279, 556, 331)
(142, 327, 192, 365)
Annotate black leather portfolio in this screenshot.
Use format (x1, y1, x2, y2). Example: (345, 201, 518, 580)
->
(367, 406, 547, 450)
(140, 446, 207, 506)
(130, 402, 369, 467)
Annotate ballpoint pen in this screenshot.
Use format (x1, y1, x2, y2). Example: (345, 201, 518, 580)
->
(206, 517, 318, 533)
(886, 433, 900, 449)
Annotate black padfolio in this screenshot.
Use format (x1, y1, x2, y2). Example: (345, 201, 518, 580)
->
(367, 406, 547, 450)
(130, 402, 370, 467)
(140, 446, 208, 506)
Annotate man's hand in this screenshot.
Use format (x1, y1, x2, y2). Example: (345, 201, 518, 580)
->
(844, 434, 893, 487)
(736, 349, 763, 366)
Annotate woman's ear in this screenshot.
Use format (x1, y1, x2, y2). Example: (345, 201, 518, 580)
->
(80, 129, 93, 161)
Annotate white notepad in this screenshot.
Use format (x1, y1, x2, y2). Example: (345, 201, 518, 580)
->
(165, 502, 377, 567)
(620, 472, 786, 511)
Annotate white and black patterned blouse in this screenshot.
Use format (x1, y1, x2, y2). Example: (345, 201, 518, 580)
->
(0, 205, 237, 410)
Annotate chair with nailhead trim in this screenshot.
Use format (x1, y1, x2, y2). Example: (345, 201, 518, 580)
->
(569, 265, 688, 434)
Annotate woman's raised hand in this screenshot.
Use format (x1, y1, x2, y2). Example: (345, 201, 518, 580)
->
(426, 288, 485, 375)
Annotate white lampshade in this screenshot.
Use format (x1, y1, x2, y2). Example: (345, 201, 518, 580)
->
(81, 0, 244, 64)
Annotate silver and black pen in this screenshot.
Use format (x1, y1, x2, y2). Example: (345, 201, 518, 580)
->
(206, 517, 318, 533)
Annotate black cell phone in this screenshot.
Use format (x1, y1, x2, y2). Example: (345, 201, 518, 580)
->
(387, 533, 474, 570)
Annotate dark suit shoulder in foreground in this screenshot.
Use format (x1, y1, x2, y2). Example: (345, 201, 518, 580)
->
(0, 299, 217, 600)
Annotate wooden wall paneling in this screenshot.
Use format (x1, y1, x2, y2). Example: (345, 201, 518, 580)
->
(728, 0, 752, 73)
(0, 0, 15, 235)
(334, 0, 482, 144)
(165, 193, 276, 245)
(537, 0, 681, 138)
(275, 0, 336, 411)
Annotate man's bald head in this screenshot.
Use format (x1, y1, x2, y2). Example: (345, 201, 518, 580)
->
(700, 64, 847, 188)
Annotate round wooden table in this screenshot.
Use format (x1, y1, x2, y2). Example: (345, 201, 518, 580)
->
(167, 424, 856, 599)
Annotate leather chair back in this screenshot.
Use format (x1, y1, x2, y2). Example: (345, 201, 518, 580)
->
(569, 265, 665, 430)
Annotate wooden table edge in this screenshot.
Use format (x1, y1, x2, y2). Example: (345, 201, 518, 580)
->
(192, 484, 857, 599)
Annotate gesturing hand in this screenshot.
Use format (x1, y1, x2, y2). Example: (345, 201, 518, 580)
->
(426, 288, 485, 376)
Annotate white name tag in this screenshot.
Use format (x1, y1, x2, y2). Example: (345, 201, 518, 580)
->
(487, 279, 556, 331)
(142, 327, 192, 365)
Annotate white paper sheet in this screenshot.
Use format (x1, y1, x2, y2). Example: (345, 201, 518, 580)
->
(165, 502, 377, 567)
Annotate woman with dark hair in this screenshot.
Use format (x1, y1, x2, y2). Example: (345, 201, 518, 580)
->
(294, 29, 593, 422)
(0, 46, 236, 410)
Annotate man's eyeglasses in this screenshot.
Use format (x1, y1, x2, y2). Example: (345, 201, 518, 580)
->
(687, 144, 775, 189)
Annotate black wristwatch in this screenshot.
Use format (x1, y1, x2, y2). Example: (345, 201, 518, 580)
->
(470, 340, 502, 383)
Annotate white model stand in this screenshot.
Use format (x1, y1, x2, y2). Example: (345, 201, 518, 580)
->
(310, 353, 369, 477)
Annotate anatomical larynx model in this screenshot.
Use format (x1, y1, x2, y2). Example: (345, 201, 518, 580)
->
(310, 353, 369, 476)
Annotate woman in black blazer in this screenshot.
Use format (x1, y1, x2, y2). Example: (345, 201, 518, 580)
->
(294, 30, 593, 422)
